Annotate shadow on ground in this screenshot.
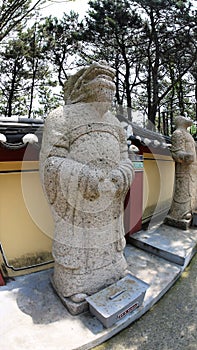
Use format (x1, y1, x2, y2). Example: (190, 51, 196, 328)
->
(93, 254, 197, 350)
(16, 269, 71, 324)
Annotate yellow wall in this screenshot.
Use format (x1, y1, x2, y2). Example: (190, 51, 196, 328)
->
(0, 161, 54, 277)
(0, 154, 175, 277)
(143, 153, 175, 223)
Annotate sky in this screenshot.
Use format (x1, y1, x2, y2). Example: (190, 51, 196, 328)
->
(40, 0, 89, 19)
(39, 0, 197, 20)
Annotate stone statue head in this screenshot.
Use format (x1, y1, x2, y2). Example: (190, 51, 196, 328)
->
(64, 61, 115, 105)
(175, 115, 193, 129)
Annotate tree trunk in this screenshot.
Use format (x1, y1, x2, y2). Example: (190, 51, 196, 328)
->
(177, 79, 185, 115)
(28, 58, 38, 118)
(114, 54, 122, 107)
(195, 77, 197, 122)
(149, 9, 160, 127)
(7, 60, 17, 117)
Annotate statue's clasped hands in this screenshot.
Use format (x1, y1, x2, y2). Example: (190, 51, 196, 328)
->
(97, 168, 124, 198)
(78, 164, 126, 201)
(176, 152, 194, 164)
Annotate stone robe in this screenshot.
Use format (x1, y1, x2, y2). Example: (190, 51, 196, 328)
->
(40, 103, 134, 297)
(168, 128, 197, 221)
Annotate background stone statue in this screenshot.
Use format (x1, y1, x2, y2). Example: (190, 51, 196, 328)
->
(165, 115, 197, 229)
(39, 62, 134, 313)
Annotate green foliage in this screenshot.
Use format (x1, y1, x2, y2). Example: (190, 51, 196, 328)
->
(0, 20, 60, 118)
(34, 85, 63, 118)
(0, 0, 44, 42)
(0, 0, 196, 128)
(40, 12, 82, 86)
(80, 0, 196, 129)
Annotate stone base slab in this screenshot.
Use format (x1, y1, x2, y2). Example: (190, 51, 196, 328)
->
(51, 277, 89, 315)
(164, 216, 191, 230)
(0, 225, 196, 350)
(128, 224, 197, 266)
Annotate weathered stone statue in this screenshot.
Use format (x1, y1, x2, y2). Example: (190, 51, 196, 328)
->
(39, 62, 134, 313)
(165, 115, 197, 229)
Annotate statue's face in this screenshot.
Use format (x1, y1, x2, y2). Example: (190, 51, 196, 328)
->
(176, 116, 193, 128)
(184, 117, 193, 127)
(78, 64, 115, 104)
(65, 62, 115, 104)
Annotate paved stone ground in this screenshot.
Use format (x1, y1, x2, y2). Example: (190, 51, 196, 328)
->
(93, 253, 197, 350)
(1, 226, 196, 350)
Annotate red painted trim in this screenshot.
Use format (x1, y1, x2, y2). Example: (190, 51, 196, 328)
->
(0, 145, 40, 162)
(124, 170, 143, 236)
(137, 144, 170, 156)
(0, 269, 5, 286)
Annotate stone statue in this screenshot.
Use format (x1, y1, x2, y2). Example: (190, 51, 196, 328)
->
(165, 115, 197, 229)
(39, 62, 134, 314)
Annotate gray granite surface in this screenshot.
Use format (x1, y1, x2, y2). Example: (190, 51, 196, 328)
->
(1, 225, 196, 350)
